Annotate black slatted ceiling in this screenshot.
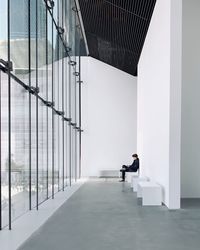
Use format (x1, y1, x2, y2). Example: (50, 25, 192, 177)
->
(79, 0, 156, 76)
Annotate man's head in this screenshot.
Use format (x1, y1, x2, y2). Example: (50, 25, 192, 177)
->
(132, 153, 138, 159)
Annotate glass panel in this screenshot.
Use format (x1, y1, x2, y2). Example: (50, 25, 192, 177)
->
(65, 57, 70, 185)
(38, 100, 47, 203)
(9, 0, 30, 222)
(63, 56, 68, 186)
(59, 115, 63, 190)
(0, 0, 8, 229)
(70, 0, 76, 59)
(11, 80, 29, 222)
(47, 11, 53, 197)
(0, 0, 8, 61)
(68, 61, 72, 185)
(54, 114, 59, 192)
(38, 0, 47, 99)
(30, 0, 37, 210)
(38, 0, 48, 204)
(1, 70, 9, 228)
(52, 21, 58, 193)
(47, 108, 52, 196)
(71, 68, 76, 183)
(31, 95, 37, 208)
(58, 39, 63, 190)
(10, 0, 29, 84)
(30, 0, 37, 88)
(71, 1, 77, 183)
(53, 0, 58, 25)
(62, 0, 68, 45)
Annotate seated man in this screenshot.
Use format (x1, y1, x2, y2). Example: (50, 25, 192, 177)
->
(120, 154, 139, 182)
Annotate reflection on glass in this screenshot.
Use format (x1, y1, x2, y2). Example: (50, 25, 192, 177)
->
(37, 0, 48, 203)
(47, 11, 53, 197)
(10, 0, 29, 83)
(0, 0, 8, 229)
(38, 100, 47, 203)
(1, 71, 9, 228)
(0, 0, 8, 62)
(0, 0, 84, 229)
(11, 80, 29, 221)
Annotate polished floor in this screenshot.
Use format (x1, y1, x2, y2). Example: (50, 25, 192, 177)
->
(19, 179, 200, 250)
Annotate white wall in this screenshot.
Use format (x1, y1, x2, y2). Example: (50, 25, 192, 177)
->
(81, 57, 137, 177)
(181, 0, 200, 198)
(137, 0, 182, 209)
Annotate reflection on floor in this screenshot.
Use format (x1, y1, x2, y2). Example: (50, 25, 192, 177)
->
(181, 198, 200, 209)
(19, 179, 200, 250)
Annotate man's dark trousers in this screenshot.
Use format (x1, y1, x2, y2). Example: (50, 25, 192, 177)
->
(120, 165, 138, 181)
(120, 165, 129, 181)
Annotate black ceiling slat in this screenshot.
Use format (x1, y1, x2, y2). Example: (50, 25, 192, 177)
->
(127, 8, 134, 55)
(133, 2, 141, 54)
(129, 14, 137, 54)
(78, 0, 156, 76)
(135, 0, 147, 54)
(91, 2, 96, 34)
(137, 0, 147, 53)
(118, 1, 124, 68)
(129, 11, 138, 53)
(96, 2, 101, 37)
(137, 0, 153, 56)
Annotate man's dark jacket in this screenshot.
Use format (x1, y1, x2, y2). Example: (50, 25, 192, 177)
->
(129, 158, 139, 172)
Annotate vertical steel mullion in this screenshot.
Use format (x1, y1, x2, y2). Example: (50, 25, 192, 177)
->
(0, 71, 2, 230)
(57, 40, 60, 191)
(68, 2, 72, 187)
(65, 60, 68, 186)
(64, 1, 68, 187)
(62, 58, 65, 191)
(79, 55, 81, 179)
(62, 0, 65, 191)
(62, 57, 64, 191)
(74, 70, 77, 182)
(56, 0, 59, 192)
(73, 16, 76, 183)
(69, 65, 72, 186)
(52, 9, 55, 199)
(74, 13, 76, 184)
(74, 28, 77, 182)
(46, 5, 49, 199)
(57, 1, 60, 191)
(7, 0, 12, 230)
(28, 0, 32, 210)
(36, 0, 39, 210)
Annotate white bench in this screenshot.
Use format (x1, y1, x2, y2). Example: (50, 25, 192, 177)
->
(99, 170, 119, 177)
(131, 176, 149, 190)
(137, 181, 162, 206)
(126, 171, 139, 183)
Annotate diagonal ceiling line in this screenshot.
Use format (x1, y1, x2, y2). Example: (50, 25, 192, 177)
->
(102, 0, 148, 21)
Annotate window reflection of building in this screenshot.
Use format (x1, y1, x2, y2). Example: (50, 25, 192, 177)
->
(0, 0, 51, 220)
(0, 0, 83, 229)
(10, 0, 46, 39)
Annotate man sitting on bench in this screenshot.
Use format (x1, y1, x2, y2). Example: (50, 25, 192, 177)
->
(119, 154, 139, 182)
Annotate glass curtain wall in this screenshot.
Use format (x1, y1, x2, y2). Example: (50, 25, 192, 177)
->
(0, 0, 85, 230)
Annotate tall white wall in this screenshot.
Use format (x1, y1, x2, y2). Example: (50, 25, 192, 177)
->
(81, 57, 137, 177)
(137, 0, 182, 209)
(181, 0, 200, 198)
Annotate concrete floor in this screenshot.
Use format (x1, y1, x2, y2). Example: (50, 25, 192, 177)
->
(19, 180, 200, 250)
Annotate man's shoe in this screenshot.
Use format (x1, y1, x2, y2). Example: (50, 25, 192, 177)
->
(119, 180, 125, 182)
